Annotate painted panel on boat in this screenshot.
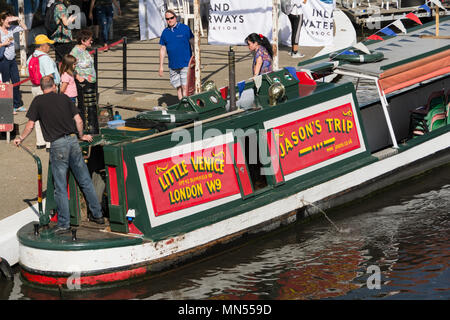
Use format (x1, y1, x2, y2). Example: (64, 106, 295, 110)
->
(135, 133, 242, 227)
(264, 93, 366, 180)
(143, 143, 239, 216)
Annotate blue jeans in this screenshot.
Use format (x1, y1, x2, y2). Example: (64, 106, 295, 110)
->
(50, 134, 102, 228)
(0, 58, 23, 108)
(96, 5, 114, 44)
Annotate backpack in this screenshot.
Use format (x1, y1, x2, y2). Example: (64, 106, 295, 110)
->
(28, 54, 46, 86)
(44, 3, 58, 36)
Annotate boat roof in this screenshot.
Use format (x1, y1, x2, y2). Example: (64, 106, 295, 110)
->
(336, 20, 450, 77)
(300, 16, 450, 78)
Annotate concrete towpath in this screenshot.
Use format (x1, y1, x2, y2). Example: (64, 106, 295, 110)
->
(0, 1, 323, 220)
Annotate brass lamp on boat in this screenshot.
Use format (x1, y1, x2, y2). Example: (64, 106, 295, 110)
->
(202, 80, 217, 92)
(268, 82, 286, 106)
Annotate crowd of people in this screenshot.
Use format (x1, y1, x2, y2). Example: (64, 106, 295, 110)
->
(0, 0, 120, 113)
(19, 29, 96, 150)
(1, 1, 309, 142)
(0, 0, 119, 145)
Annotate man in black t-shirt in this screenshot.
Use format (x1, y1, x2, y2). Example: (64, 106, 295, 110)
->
(14, 76, 105, 234)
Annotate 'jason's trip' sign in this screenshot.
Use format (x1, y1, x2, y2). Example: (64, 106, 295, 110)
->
(269, 102, 361, 176)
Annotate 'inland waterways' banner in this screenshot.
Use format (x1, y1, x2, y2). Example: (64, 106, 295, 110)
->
(143, 143, 240, 216)
(271, 102, 361, 176)
(208, 0, 336, 46)
(300, 0, 336, 46)
(208, 0, 273, 45)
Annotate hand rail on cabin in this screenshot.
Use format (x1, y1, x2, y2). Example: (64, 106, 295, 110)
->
(333, 69, 399, 149)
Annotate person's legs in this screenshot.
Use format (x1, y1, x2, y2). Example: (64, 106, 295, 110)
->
(180, 66, 188, 98)
(0, 58, 7, 82)
(288, 14, 304, 58)
(31, 85, 49, 148)
(96, 5, 109, 46)
(177, 86, 183, 100)
(288, 14, 299, 53)
(92, 6, 99, 41)
(103, 5, 114, 45)
(49, 137, 71, 228)
(67, 135, 102, 219)
(34, 121, 47, 148)
(75, 79, 88, 126)
(169, 68, 183, 100)
(9, 60, 22, 108)
(293, 14, 303, 55)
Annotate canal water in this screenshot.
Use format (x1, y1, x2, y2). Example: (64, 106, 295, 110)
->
(1, 161, 449, 300)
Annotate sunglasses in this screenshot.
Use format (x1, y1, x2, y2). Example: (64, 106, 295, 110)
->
(165, 16, 175, 21)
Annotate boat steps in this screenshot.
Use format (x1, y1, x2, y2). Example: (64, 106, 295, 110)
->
(18, 222, 143, 251)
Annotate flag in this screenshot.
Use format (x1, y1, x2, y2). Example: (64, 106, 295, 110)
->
(353, 42, 371, 55)
(405, 13, 422, 25)
(220, 87, 228, 100)
(237, 81, 246, 98)
(284, 67, 299, 81)
(419, 4, 431, 13)
(392, 20, 407, 34)
(367, 34, 384, 41)
(340, 50, 358, 55)
(428, 0, 446, 11)
(380, 27, 397, 36)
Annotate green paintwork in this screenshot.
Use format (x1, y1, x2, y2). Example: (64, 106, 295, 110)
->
(257, 69, 300, 103)
(106, 80, 374, 240)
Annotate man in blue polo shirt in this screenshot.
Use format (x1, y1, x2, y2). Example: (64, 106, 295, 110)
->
(159, 10, 194, 100)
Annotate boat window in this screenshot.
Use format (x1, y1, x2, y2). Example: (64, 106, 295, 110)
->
(209, 95, 218, 104)
(196, 99, 206, 108)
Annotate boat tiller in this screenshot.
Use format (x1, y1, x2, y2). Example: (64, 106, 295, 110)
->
(19, 145, 49, 227)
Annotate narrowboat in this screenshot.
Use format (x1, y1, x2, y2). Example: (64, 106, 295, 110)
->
(17, 18, 450, 289)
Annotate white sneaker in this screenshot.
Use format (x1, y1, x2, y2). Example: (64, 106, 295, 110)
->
(291, 52, 305, 58)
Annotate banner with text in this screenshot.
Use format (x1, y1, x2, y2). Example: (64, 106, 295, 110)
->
(208, 0, 273, 45)
(300, 0, 336, 46)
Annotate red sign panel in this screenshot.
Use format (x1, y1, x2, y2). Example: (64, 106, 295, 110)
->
(143, 143, 240, 216)
(0, 83, 13, 132)
(271, 102, 361, 175)
(0, 83, 13, 99)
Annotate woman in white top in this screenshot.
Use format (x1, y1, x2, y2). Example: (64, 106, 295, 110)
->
(0, 11, 27, 112)
(284, 0, 306, 58)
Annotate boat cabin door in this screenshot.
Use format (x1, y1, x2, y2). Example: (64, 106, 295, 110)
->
(231, 127, 285, 198)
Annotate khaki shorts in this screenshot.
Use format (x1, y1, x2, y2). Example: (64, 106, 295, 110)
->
(169, 67, 188, 88)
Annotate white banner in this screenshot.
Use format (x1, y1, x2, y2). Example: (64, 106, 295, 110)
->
(208, 0, 336, 47)
(300, 0, 336, 47)
(139, 0, 166, 40)
(208, 0, 274, 45)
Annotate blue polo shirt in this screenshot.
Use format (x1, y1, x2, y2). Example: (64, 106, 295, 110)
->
(159, 23, 194, 70)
